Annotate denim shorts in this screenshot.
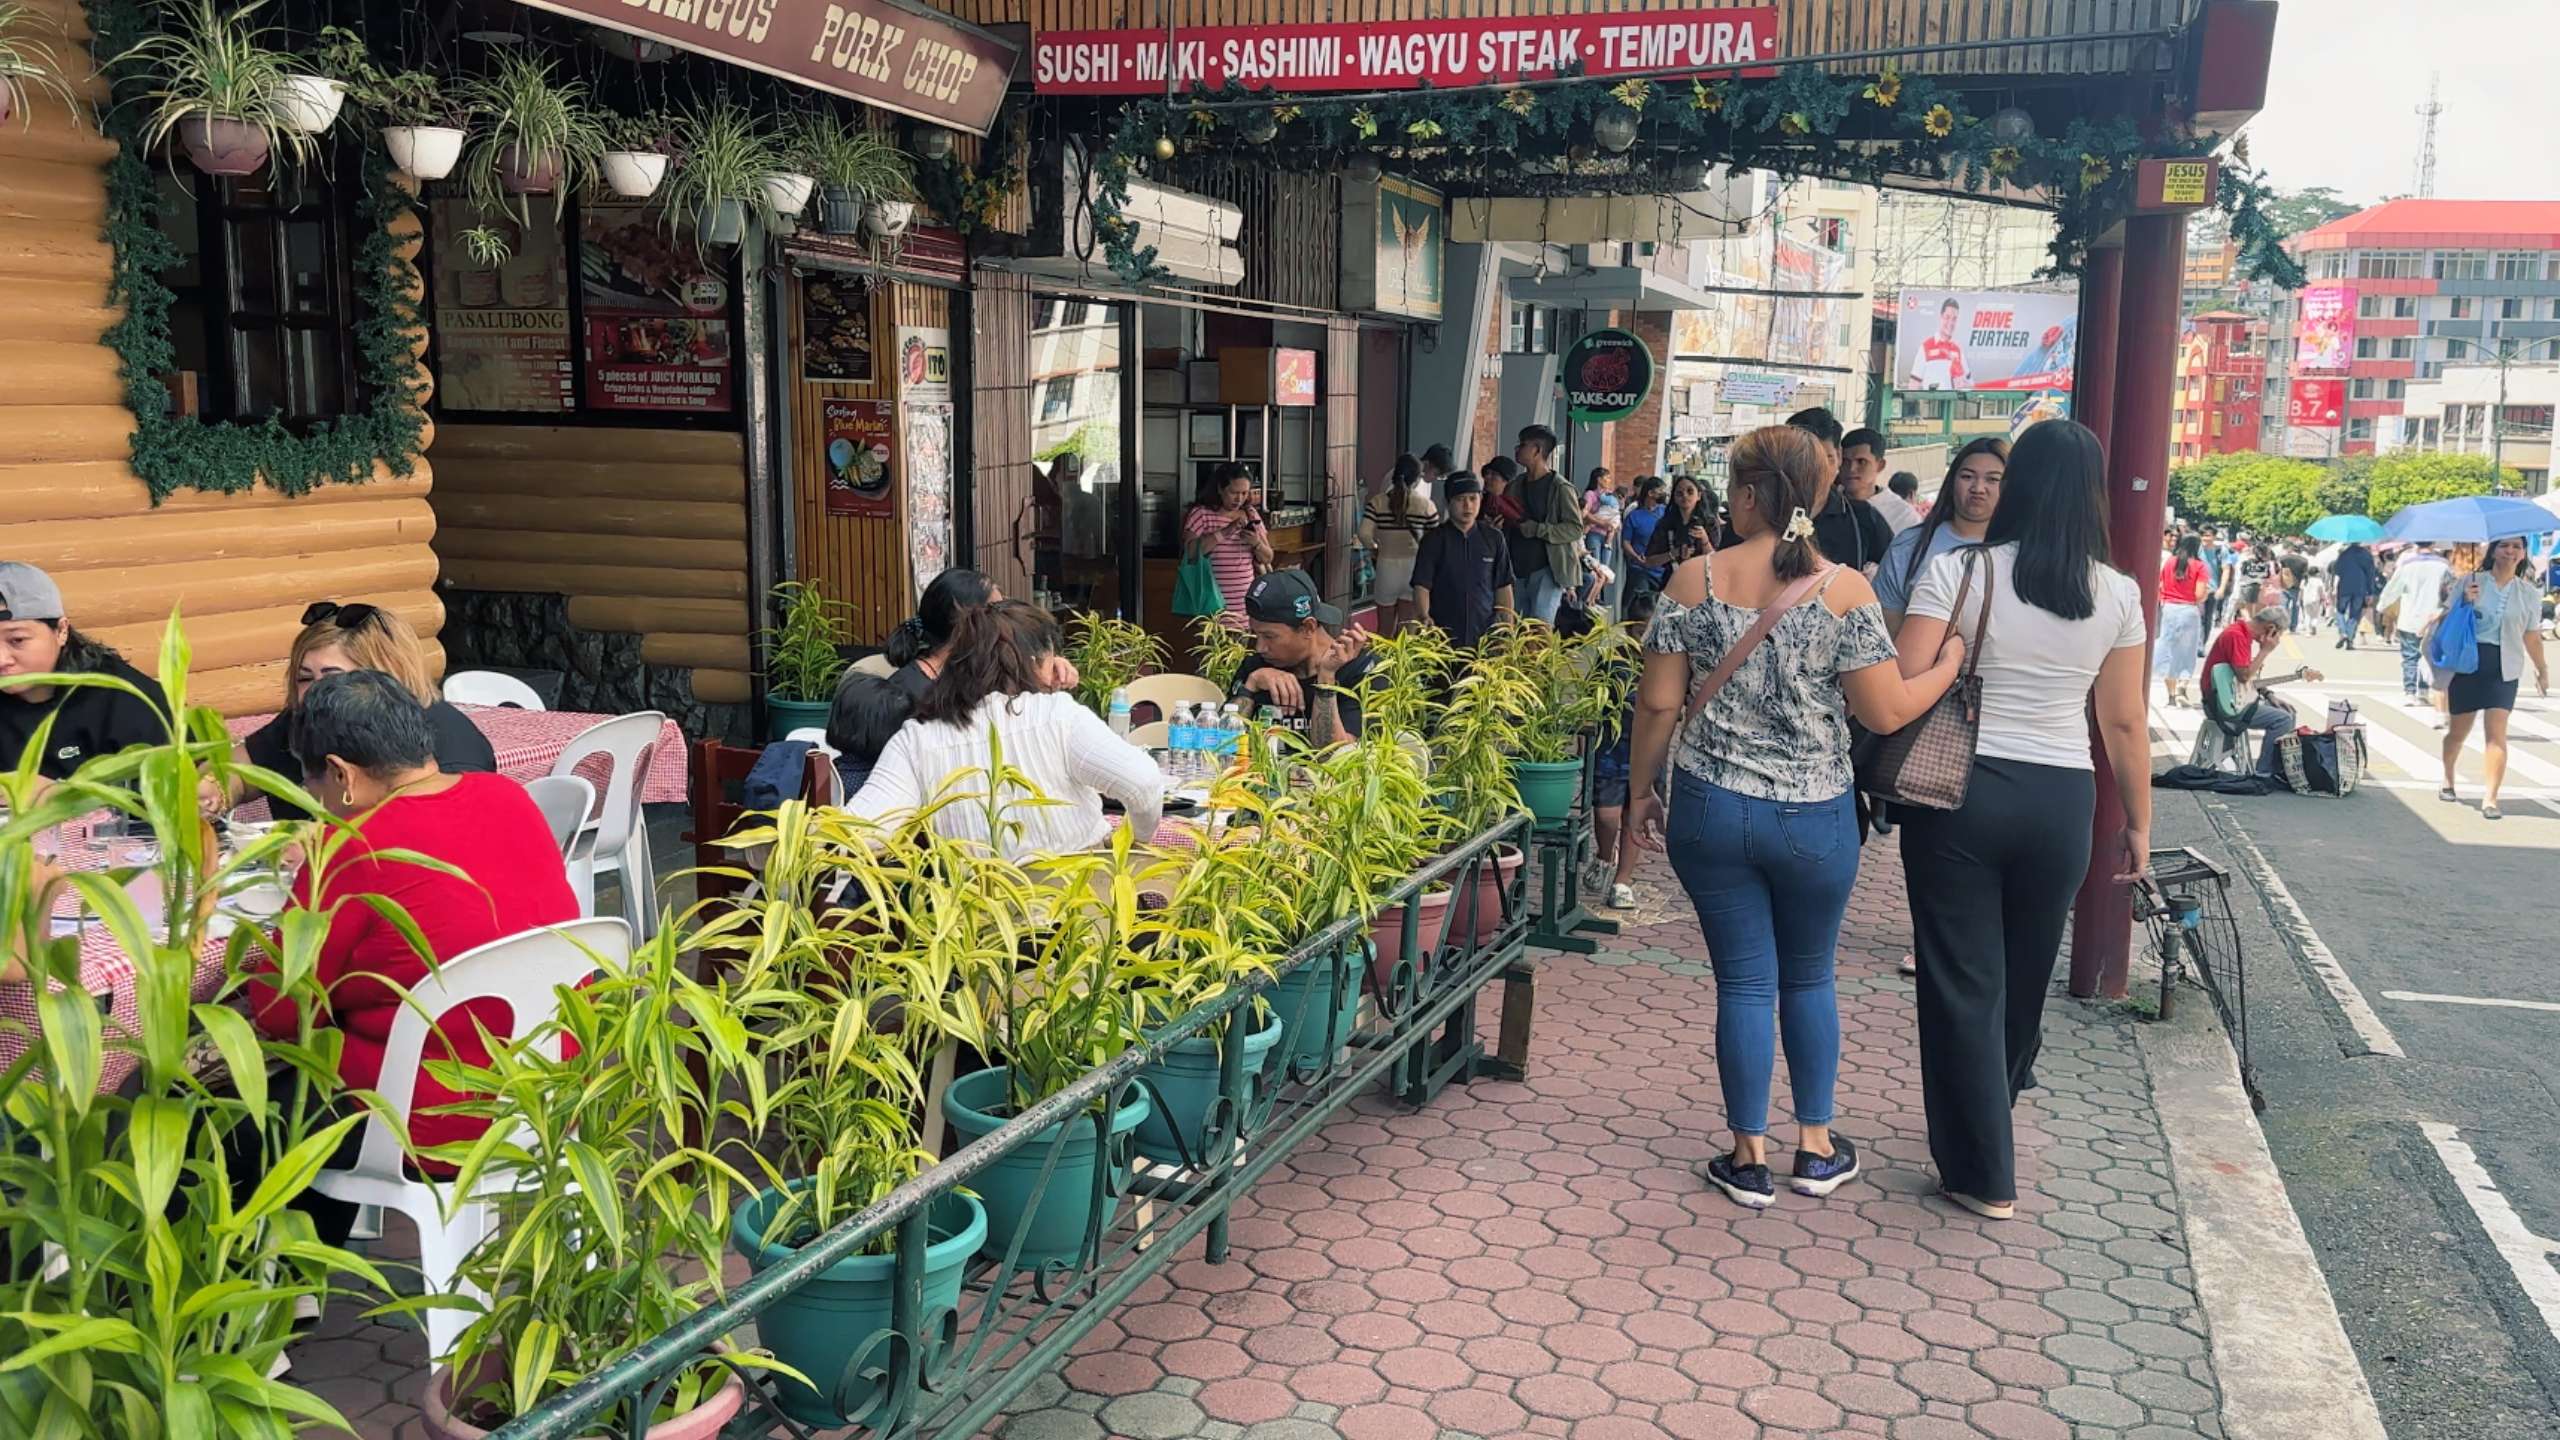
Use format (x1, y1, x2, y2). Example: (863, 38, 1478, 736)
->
(1593, 737, 1631, 808)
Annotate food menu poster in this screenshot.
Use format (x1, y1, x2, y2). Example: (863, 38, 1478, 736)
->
(428, 200, 573, 413)
(802, 273, 875, 383)
(823, 397, 897, 518)
(905, 401, 954, 588)
(579, 203, 735, 413)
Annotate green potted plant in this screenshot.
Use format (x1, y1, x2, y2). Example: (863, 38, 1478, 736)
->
(762, 111, 819, 221)
(1480, 621, 1639, 822)
(0, 1, 81, 130)
(663, 96, 778, 248)
(279, 22, 377, 137)
(1064, 611, 1166, 715)
(760, 578, 852, 739)
(600, 107, 674, 198)
(454, 46, 606, 216)
(716, 806, 989, 1428)
(422, 919, 797, 1440)
(797, 114, 914, 236)
(1189, 612, 1250, 694)
(367, 66, 469, 179)
(1125, 819, 1291, 1166)
(119, 0, 307, 177)
(0, 618, 431, 1434)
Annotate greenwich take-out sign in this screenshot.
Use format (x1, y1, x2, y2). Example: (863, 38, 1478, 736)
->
(1033, 9, 1779, 95)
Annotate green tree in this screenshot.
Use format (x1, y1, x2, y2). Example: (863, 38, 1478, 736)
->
(2171, 452, 2258, 524)
(2317, 452, 2376, 518)
(2366, 452, 2516, 521)
(2261, 186, 2359, 238)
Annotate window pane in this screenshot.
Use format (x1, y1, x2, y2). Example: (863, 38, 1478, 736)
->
(284, 218, 332, 316)
(289, 326, 346, 418)
(229, 214, 281, 317)
(1031, 298, 1125, 616)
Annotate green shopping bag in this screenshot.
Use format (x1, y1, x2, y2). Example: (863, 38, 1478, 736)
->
(1173, 552, 1225, 617)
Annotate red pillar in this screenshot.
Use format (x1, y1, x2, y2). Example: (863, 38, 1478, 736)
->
(2074, 246, 2124, 451)
(2068, 214, 2184, 999)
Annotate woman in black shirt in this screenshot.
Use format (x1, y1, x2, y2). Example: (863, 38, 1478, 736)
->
(0, 562, 168, 781)
(233, 602, 495, 820)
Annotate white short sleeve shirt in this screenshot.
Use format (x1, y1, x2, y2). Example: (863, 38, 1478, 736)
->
(1907, 543, 2148, 770)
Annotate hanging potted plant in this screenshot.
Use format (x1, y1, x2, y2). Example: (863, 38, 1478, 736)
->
(718, 812, 988, 1429)
(762, 115, 819, 220)
(798, 115, 912, 236)
(370, 68, 469, 180)
(119, 0, 309, 178)
(0, 2, 81, 131)
(454, 46, 606, 216)
(421, 925, 799, 1440)
(662, 97, 778, 248)
(275, 23, 366, 136)
(599, 108, 675, 198)
(759, 578, 852, 739)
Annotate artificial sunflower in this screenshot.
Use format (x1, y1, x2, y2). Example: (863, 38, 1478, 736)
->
(1690, 80, 1723, 114)
(1863, 65, 1903, 108)
(2080, 153, 2112, 189)
(1351, 105, 1379, 139)
(1921, 104, 1954, 138)
(1406, 118, 1443, 140)
(1189, 107, 1217, 132)
(1611, 78, 1654, 113)
(1273, 105, 1303, 125)
(1500, 89, 1536, 117)
(1988, 145, 2023, 177)
(1780, 111, 1810, 137)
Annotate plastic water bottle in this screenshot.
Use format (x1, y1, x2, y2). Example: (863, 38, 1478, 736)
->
(1107, 686, 1133, 737)
(1170, 703, 1200, 780)
(1219, 702, 1246, 759)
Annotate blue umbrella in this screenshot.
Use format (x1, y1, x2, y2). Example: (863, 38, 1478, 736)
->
(2306, 514, 2386, 543)
(2381, 495, 2560, 544)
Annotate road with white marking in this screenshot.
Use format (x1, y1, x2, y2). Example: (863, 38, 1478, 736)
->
(2148, 622, 2560, 1437)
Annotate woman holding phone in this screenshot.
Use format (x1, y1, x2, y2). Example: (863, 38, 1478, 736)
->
(1183, 461, 1272, 630)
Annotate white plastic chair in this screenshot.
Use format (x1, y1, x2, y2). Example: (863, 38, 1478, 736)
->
(1126, 720, 1170, 750)
(1125, 672, 1224, 723)
(550, 712, 666, 942)
(441, 671, 545, 710)
(522, 775, 595, 867)
(310, 917, 629, 1362)
(851, 653, 897, 679)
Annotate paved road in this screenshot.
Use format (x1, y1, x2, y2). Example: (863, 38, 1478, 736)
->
(2148, 621, 2560, 1439)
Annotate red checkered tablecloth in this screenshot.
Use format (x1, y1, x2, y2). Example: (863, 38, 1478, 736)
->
(225, 706, 689, 806)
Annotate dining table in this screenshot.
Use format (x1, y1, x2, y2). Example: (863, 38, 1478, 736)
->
(223, 704, 691, 811)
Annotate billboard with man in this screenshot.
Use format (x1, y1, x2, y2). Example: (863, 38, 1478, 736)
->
(1894, 290, 2077, 393)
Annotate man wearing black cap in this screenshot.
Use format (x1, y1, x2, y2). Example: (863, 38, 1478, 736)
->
(1232, 569, 1374, 745)
(1410, 471, 1514, 648)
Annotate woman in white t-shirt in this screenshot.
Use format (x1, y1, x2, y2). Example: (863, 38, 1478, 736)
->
(1890, 419, 2153, 1221)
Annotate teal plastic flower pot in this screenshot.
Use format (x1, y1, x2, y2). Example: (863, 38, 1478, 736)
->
(728, 1186, 986, 1428)
(766, 696, 833, 741)
(1133, 1006, 1284, 1166)
(1512, 759, 1584, 823)
(941, 1066, 1150, 1271)
(1268, 944, 1361, 1075)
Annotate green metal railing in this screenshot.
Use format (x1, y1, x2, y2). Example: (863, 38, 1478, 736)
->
(487, 814, 1534, 1439)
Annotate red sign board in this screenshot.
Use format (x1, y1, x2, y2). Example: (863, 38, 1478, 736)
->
(1033, 9, 1779, 95)
(1274, 348, 1317, 407)
(2288, 378, 2344, 428)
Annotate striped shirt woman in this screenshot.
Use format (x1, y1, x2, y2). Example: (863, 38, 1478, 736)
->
(1183, 462, 1270, 629)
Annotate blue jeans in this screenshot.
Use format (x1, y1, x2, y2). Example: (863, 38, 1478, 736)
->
(1663, 770, 1857, 1137)
(2398, 630, 2426, 695)
(1518, 567, 1566, 624)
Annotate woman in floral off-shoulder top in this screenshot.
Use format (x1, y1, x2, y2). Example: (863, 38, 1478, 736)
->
(1623, 426, 1965, 1212)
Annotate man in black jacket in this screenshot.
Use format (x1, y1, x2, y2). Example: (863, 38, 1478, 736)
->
(2331, 541, 2381, 649)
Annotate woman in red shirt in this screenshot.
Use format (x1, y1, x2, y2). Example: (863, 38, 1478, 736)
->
(2154, 534, 2209, 706)
(246, 670, 577, 1241)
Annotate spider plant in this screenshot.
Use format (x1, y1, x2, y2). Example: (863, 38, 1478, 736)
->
(453, 46, 608, 219)
(795, 112, 916, 202)
(117, 0, 309, 173)
(457, 224, 512, 269)
(661, 96, 780, 247)
(0, 0, 82, 130)
(0, 615, 447, 1436)
(1064, 613, 1166, 715)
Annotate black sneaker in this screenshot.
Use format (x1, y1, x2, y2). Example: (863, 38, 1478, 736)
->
(1705, 1153, 1776, 1209)
(1790, 1137, 1861, 1197)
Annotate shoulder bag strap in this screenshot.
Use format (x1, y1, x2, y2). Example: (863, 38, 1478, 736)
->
(1951, 544, 1994, 685)
(1682, 562, 1837, 726)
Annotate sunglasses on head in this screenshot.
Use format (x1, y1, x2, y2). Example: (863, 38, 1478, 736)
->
(302, 600, 384, 630)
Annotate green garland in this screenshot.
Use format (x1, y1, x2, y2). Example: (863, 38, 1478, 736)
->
(90, 0, 426, 504)
(1086, 64, 2307, 294)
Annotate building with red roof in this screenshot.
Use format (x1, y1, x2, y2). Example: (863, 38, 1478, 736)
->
(2262, 201, 2560, 458)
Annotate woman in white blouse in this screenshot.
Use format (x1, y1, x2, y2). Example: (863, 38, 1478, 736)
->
(848, 601, 1165, 859)
(1891, 419, 2152, 1221)
(2433, 535, 2551, 819)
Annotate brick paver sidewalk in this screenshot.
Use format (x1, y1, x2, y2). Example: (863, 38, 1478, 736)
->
(1001, 854, 2225, 1440)
(293, 854, 2224, 1440)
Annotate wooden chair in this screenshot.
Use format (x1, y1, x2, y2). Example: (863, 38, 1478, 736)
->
(683, 738, 841, 907)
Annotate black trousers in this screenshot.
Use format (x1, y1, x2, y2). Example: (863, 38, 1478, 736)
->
(1898, 757, 2094, 1204)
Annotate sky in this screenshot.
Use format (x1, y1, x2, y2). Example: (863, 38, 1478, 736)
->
(2242, 0, 2559, 206)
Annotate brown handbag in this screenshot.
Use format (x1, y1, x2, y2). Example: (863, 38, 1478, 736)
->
(1853, 543, 1994, 810)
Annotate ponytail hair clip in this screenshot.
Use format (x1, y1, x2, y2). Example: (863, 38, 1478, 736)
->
(1781, 507, 1817, 543)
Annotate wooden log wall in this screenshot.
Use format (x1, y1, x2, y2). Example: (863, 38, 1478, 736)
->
(427, 424, 751, 704)
(0, 0, 440, 719)
(787, 272, 959, 642)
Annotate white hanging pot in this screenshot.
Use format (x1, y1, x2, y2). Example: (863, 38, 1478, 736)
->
(865, 199, 915, 235)
(275, 75, 346, 135)
(761, 170, 816, 217)
(601, 150, 668, 198)
(383, 125, 466, 181)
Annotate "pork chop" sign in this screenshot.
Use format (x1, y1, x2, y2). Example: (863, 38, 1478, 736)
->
(1033, 10, 1778, 95)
